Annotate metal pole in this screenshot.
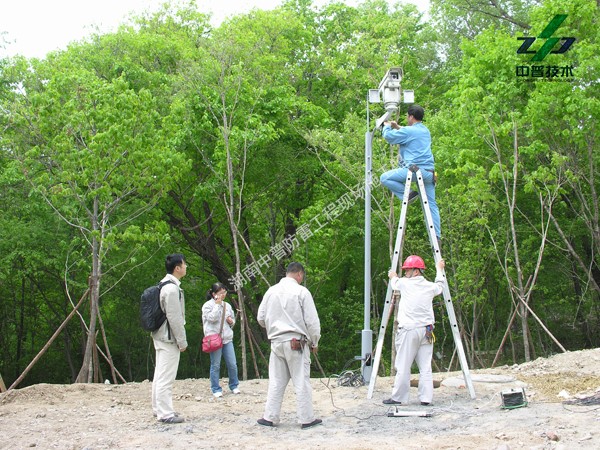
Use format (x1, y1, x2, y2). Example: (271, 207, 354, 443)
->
(362, 127, 374, 382)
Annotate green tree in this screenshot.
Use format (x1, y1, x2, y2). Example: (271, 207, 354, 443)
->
(430, 0, 600, 363)
(523, 0, 600, 346)
(3, 46, 187, 383)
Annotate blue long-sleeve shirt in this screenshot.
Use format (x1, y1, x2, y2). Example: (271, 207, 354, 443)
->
(382, 122, 434, 170)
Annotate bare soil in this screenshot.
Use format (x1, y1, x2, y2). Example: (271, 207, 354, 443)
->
(1, 348, 599, 449)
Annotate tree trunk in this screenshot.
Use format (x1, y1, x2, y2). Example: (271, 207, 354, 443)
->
(76, 198, 102, 383)
(221, 113, 249, 381)
(237, 283, 248, 381)
(76, 272, 99, 383)
(16, 277, 26, 378)
(518, 300, 530, 361)
(97, 310, 118, 384)
(507, 149, 531, 362)
(471, 301, 478, 368)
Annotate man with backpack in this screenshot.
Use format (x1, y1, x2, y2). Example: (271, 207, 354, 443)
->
(151, 253, 188, 423)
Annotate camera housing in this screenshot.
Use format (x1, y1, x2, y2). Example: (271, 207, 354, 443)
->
(368, 68, 414, 128)
(378, 68, 402, 114)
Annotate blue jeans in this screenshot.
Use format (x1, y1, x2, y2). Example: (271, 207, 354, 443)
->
(209, 341, 239, 393)
(380, 167, 441, 238)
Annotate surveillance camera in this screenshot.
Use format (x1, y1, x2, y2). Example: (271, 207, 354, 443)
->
(377, 68, 403, 114)
(378, 68, 402, 91)
(371, 68, 409, 130)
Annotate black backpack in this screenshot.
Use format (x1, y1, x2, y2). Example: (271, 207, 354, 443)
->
(140, 280, 174, 332)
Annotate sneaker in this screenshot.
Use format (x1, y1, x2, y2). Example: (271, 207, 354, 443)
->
(232, 388, 241, 394)
(421, 402, 432, 406)
(301, 418, 323, 429)
(257, 418, 274, 427)
(408, 190, 419, 204)
(159, 415, 184, 424)
(382, 398, 402, 405)
(213, 391, 223, 398)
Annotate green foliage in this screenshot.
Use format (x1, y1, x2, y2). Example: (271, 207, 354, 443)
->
(1, 0, 599, 388)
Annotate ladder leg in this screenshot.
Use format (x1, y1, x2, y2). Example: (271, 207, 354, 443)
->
(415, 170, 476, 399)
(367, 171, 413, 399)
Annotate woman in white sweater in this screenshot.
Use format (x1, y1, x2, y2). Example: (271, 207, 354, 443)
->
(202, 282, 240, 398)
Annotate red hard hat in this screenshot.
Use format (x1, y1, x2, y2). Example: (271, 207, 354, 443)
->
(401, 255, 426, 270)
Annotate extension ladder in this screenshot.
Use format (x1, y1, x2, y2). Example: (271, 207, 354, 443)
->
(366, 168, 476, 399)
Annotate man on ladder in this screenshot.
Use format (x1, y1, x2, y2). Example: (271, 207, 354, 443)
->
(382, 255, 446, 406)
(380, 104, 441, 248)
(366, 102, 476, 401)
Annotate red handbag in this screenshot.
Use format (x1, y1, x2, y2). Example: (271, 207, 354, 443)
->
(202, 333, 223, 353)
(202, 302, 227, 353)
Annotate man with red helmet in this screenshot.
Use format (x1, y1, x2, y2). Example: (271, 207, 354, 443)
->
(382, 255, 446, 406)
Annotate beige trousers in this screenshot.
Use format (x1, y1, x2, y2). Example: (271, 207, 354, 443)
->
(391, 327, 433, 404)
(263, 341, 315, 424)
(151, 338, 181, 420)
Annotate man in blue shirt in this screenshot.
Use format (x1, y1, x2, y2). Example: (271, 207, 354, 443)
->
(380, 104, 441, 240)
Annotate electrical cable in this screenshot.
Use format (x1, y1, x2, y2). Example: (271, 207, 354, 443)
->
(336, 370, 365, 388)
(561, 403, 600, 412)
(561, 393, 600, 412)
(312, 354, 396, 421)
(332, 357, 366, 387)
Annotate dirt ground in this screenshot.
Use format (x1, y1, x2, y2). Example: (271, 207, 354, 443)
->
(1, 348, 599, 450)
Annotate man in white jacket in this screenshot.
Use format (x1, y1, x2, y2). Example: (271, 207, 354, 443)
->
(256, 262, 322, 429)
(151, 253, 188, 423)
(383, 255, 446, 406)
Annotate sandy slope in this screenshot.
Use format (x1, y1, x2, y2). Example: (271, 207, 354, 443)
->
(1, 348, 599, 449)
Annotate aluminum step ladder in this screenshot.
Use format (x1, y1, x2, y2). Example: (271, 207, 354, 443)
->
(367, 168, 476, 400)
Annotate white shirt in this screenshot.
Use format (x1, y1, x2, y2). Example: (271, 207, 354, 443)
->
(390, 271, 445, 328)
(257, 276, 321, 347)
